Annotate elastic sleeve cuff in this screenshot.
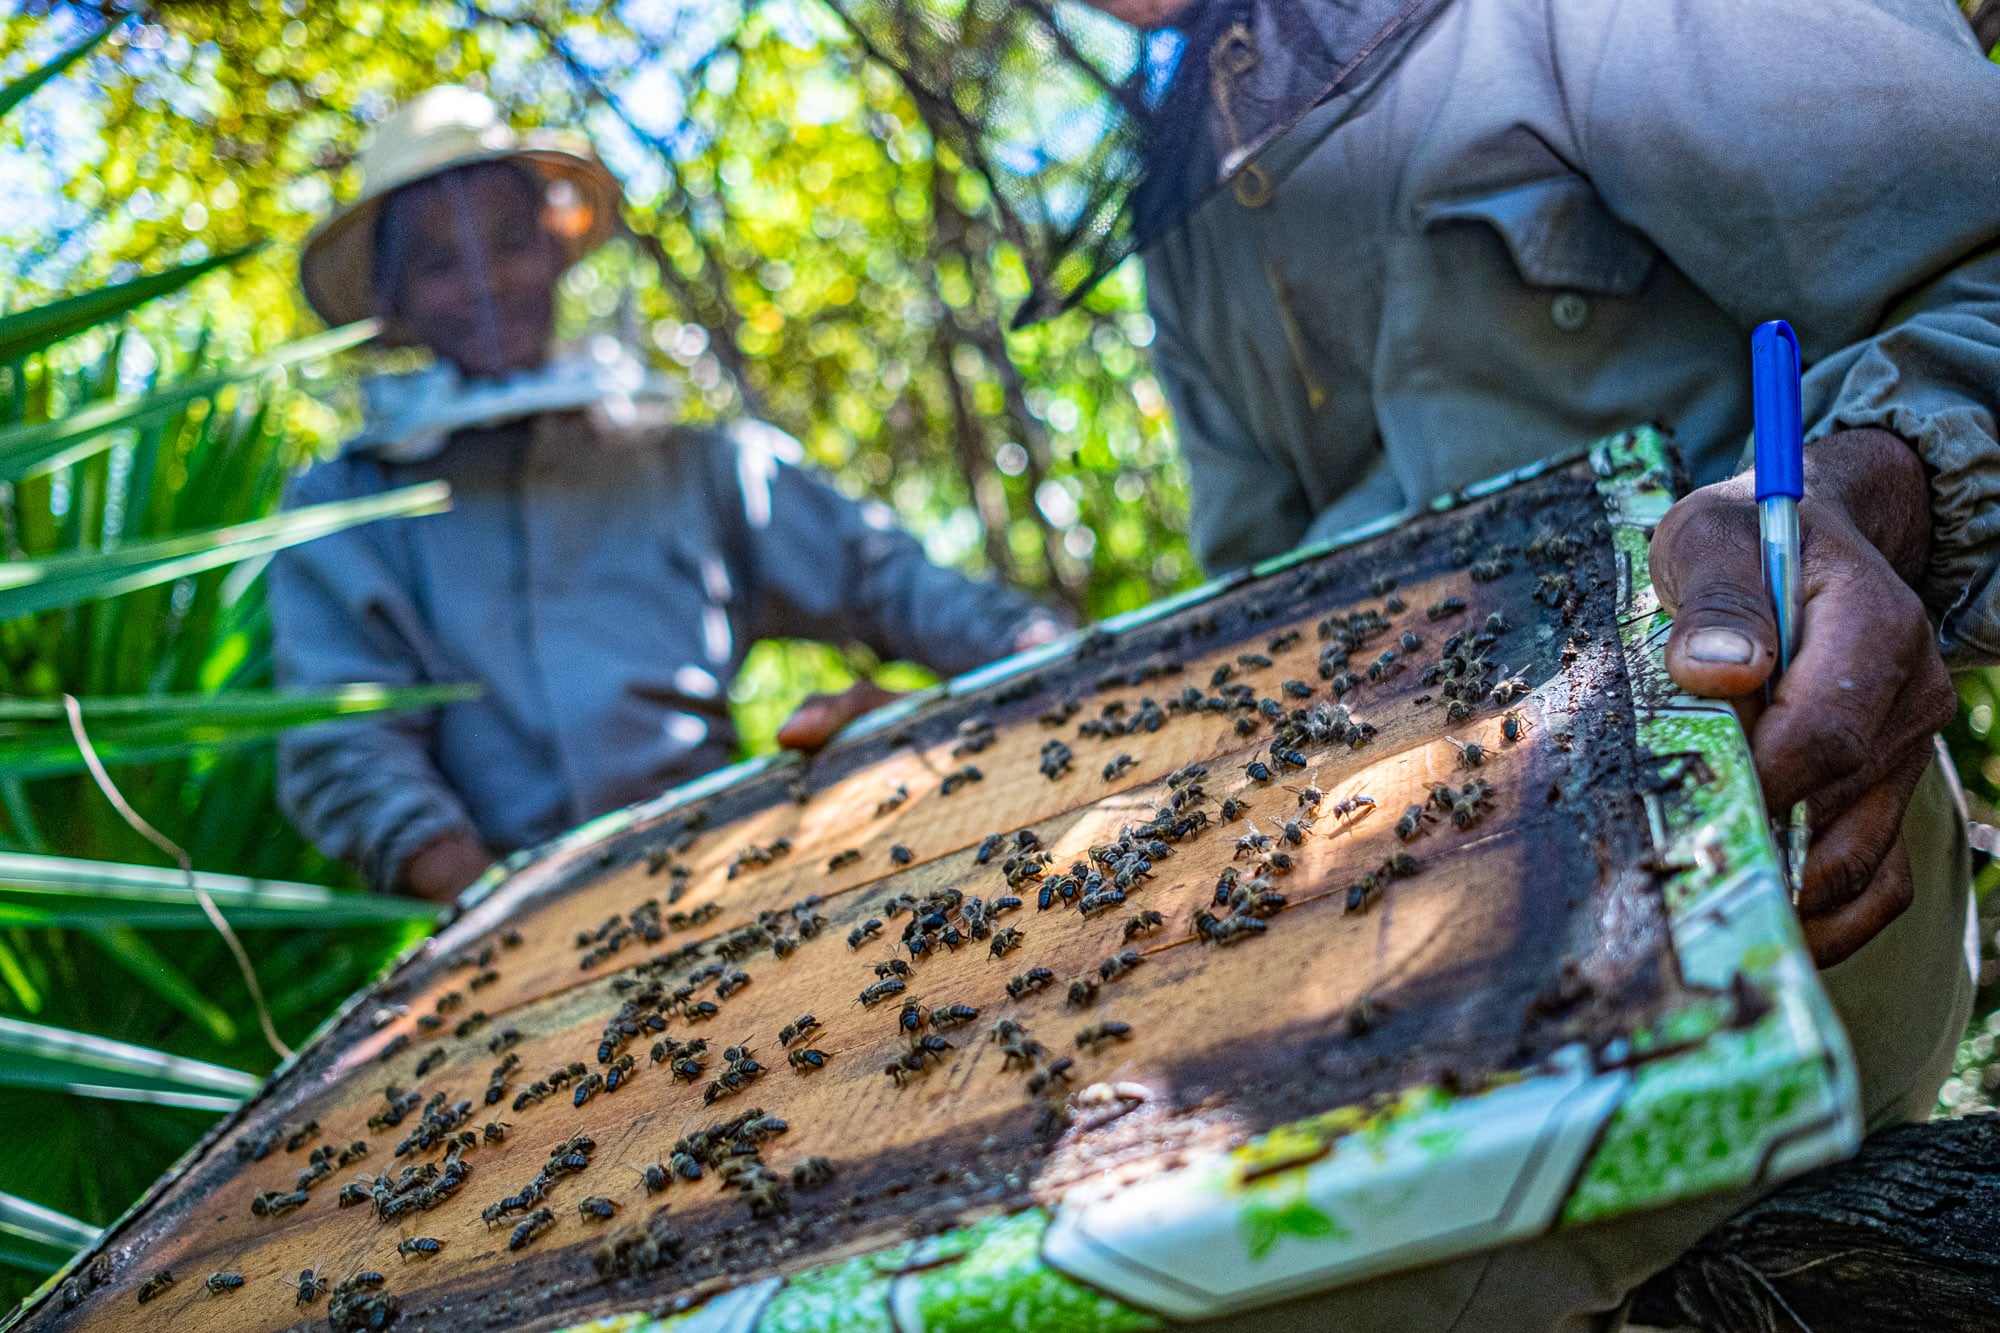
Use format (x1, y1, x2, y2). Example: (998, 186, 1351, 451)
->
(1814, 338, 2000, 664)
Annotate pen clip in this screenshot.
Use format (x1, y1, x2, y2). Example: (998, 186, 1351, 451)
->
(1751, 320, 1804, 501)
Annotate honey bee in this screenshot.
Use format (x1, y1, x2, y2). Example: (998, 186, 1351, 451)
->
(999, 1034, 1045, 1070)
(1331, 792, 1376, 821)
(1446, 736, 1485, 767)
(1234, 826, 1272, 858)
(788, 1047, 828, 1072)
(1241, 754, 1273, 783)
(778, 1014, 821, 1045)
(203, 1271, 244, 1295)
(875, 784, 909, 816)
(1075, 1022, 1132, 1051)
(898, 998, 929, 1034)
(1270, 744, 1308, 769)
(639, 1162, 670, 1193)
(1286, 782, 1323, 812)
(1427, 597, 1467, 621)
(296, 1269, 330, 1306)
(1500, 709, 1530, 742)
(857, 978, 906, 1007)
(989, 926, 1025, 958)
(578, 1196, 618, 1221)
(1026, 1058, 1076, 1096)
(1098, 951, 1143, 982)
(510, 1208, 556, 1251)
(397, 1237, 441, 1259)
(940, 765, 984, 795)
(848, 919, 884, 949)
(930, 1003, 980, 1030)
(1006, 968, 1056, 999)
(792, 1156, 836, 1189)
(1066, 976, 1100, 1008)
(1395, 805, 1429, 841)
(1123, 910, 1165, 941)
(1277, 818, 1311, 846)
(137, 1271, 176, 1304)
(975, 832, 1005, 864)
(1219, 797, 1248, 821)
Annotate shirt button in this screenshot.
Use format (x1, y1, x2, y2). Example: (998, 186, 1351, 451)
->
(1550, 292, 1590, 332)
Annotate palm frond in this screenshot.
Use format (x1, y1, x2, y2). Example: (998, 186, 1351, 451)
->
(0, 247, 257, 365)
(0, 481, 451, 620)
(0, 23, 115, 121)
(0, 851, 444, 929)
(0, 321, 377, 483)
(0, 684, 478, 779)
(0, 1016, 257, 1109)
(0, 1189, 98, 1274)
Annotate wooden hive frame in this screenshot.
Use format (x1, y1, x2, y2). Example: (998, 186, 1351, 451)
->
(10, 428, 1855, 1333)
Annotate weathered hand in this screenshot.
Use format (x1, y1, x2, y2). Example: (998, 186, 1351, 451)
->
(400, 828, 492, 904)
(776, 681, 906, 751)
(1648, 428, 1953, 967)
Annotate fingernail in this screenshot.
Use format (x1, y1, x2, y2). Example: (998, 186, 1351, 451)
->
(1686, 628, 1755, 664)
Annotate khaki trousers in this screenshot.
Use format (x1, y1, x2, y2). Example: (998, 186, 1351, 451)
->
(1196, 757, 1974, 1332)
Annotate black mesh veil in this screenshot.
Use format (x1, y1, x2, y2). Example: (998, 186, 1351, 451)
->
(823, 0, 1454, 326)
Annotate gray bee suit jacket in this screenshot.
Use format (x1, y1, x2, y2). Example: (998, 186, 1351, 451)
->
(1147, 0, 1989, 1328)
(269, 409, 1050, 893)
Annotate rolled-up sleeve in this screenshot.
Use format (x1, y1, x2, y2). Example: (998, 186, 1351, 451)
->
(722, 423, 1063, 679)
(1554, 0, 2000, 662)
(269, 462, 476, 892)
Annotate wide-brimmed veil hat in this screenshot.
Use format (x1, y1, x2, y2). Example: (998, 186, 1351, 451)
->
(299, 84, 625, 333)
(821, 0, 1453, 327)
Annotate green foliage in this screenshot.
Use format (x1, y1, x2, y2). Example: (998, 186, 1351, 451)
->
(0, 5, 1193, 1306)
(0, 19, 480, 1307)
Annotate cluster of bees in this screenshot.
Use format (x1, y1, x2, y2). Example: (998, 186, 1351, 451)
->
(136, 1264, 404, 1330)
(574, 896, 668, 970)
(341, 1133, 472, 1221)
(483, 1133, 598, 1242)
(92, 500, 1603, 1323)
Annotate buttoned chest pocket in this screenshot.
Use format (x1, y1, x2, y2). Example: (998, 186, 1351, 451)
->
(1376, 173, 1667, 493)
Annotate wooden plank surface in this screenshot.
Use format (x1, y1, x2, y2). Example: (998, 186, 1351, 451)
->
(25, 459, 1689, 1333)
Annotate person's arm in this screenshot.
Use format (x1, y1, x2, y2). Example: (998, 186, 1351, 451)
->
(723, 422, 1063, 682)
(1553, 0, 2000, 962)
(269, 463, 487, 900)
(1146, 261, 1316, 573)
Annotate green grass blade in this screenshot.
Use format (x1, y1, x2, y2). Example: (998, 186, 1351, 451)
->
(0, 321, 377, 483)
(0, 1189, 98, 1274)
(82, 925, 237, 1043)
(0, 683, 478, 779)
(0, 1015, 257, 1105)
(0, 851, 444, 929)
(0, 247, 258, 364)
(0, 24, 115, 121)
(0, 936, 39, 1011)
(0, 480, 450, 621)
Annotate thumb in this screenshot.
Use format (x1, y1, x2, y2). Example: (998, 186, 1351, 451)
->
(775, 696, 838, 751)
(1651, 496, 1780, 701)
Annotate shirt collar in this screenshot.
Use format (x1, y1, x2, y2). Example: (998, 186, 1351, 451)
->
(346, 337, 680, 463)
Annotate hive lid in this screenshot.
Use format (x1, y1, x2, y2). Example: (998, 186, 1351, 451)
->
(17, 427, 1854, 1333)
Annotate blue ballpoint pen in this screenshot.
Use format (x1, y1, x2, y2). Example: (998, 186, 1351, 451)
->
(1751, 320, 1811, 899)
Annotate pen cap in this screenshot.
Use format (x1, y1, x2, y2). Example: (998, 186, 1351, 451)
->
(1751, 319, 1804, 501)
